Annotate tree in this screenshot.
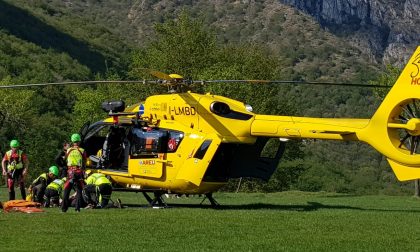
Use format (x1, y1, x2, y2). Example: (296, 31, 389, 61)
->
(372, 64, 401, 99)
(130, 10, 217, 77)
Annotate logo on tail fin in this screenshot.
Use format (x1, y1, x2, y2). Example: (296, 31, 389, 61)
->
(411, 53, 420, 85)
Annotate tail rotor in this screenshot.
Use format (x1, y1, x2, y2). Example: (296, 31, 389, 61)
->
(386, 99, 420, 156)
(395, 99, 420, 155)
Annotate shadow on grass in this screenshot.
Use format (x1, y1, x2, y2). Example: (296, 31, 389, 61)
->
(122, 201, 420, 214)
(170, 202, 365, 212)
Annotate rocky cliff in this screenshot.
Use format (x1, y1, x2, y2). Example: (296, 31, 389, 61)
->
(280, 0, 420, 65)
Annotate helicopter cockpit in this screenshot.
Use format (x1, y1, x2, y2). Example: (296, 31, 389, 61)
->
(81, 119, 184, 171)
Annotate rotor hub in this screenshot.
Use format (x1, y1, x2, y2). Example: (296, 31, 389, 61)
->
(407, 118, 420, 136)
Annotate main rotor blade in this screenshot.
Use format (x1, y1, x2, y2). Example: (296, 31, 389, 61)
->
(150, 71, 173, 81)
(0, 79, 391, 89)
(134, 68, 174, 81)
(0, 80, 157, 89)
(194, 80, 390, 88)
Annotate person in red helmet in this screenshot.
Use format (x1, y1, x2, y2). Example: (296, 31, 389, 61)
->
(2, 139, 29, 200)
(61, 133, 87, 213)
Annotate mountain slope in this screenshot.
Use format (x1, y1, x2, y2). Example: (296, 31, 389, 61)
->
(280, 0, 420, 66)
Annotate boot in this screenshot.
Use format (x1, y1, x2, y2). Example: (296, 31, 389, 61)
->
(20, 186, 26, 200)
(9, 191, 15, 200)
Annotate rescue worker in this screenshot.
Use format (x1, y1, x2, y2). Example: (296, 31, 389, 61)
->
(28, 166, 59, 203)
(61, 133, 87, 213)
(83, 172, 112, 208)
(43, 177, 66, 207)
(54, 142, 70, 178)
(1, 139, 29, 200)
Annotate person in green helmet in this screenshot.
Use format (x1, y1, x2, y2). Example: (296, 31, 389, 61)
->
(62, 133, 87, 213)
(2, 139, 29, 200)
(44, 177, 66, 207)
(28, 166, 59, 203)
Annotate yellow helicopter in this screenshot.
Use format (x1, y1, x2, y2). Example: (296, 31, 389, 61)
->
(2, 48, 420, 207)
(66, 46, 420, 207)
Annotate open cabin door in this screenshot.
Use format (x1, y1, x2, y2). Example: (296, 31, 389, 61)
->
(82, 122, 131, 171)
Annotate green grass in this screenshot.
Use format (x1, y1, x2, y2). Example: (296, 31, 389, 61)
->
(1, 189, 420, 251)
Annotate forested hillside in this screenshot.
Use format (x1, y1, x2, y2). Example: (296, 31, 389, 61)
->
(0, 0, 413, 194)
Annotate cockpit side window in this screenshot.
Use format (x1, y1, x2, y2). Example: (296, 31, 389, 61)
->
(82, 123, 110, 156)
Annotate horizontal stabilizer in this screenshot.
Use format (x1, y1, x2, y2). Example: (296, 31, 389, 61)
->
(388, 159, 420, 181)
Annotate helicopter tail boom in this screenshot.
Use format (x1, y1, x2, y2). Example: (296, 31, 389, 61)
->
(250, 115, 367, 141)
(251, 46, 420, 181)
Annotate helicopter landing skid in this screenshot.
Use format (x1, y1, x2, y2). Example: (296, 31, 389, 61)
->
(200, 193, 220, 208)
(143, 192, 167, 208)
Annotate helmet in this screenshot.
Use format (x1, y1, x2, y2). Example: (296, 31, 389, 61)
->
(10, 139, 19, 148)
(85, 169, 92, 177)
(49, 166, 59, 176)
(169, 73, 183, 79)
(71, 133, 81, 143)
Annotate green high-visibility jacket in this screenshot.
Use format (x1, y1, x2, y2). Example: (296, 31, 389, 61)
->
(86, 173, 111, 186)
(31, 173, 49, 187)
(66, 147, 85, 167)
(47, 178, 65, 194)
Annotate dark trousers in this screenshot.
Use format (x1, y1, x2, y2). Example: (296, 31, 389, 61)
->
(83, 184, 97, 205)
(7, 169, 26, 200)
(59, 167, 67, 179)
(32, 184, 46, 203)
(61, 168, 84, 212)
(83, 184, 112, 208)
(43, 188, 60, 207)
(98, 184, 112, 208)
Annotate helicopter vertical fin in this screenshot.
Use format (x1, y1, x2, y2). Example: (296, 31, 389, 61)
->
(359, 46, 420, 181)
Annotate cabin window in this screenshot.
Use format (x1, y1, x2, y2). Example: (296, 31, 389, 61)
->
(194, 140, 212, 159)
(130, 127, 184, 155)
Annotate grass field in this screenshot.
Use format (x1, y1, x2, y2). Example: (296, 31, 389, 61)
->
(1, 188, 420, 251)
